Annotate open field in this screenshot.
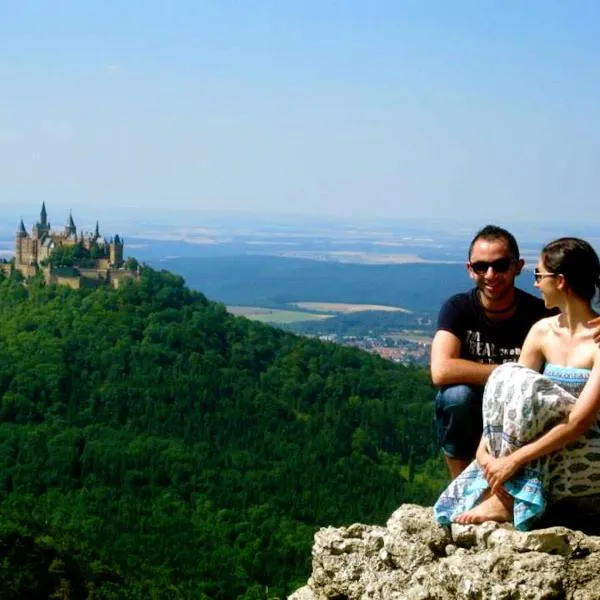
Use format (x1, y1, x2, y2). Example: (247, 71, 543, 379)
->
(293, 302, 412, 314)
(227, 306, 333, 324)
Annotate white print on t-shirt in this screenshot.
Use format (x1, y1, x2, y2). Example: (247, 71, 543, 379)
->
(466, 330, 520, 364)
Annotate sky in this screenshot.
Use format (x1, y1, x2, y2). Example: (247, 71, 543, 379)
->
(1, 1, 600, 226)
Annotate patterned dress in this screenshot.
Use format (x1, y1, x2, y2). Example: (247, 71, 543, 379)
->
(434, 362, 600, 531)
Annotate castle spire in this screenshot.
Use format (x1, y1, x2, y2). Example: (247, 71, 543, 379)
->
(18, 218, 27, 236)
(40, 202, 48, 227)
(94, 220, 100, 239)
(66, 210, 77, 236)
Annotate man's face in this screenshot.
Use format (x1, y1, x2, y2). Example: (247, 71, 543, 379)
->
(467, 237, 523, 304)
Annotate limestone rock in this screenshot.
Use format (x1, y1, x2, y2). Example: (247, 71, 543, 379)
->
(289, 504, 600, 600)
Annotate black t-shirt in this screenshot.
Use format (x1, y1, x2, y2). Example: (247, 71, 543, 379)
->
(437, 288, 551, 365)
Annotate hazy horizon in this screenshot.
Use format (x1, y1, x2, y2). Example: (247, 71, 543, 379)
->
(3, 201, 599, 270)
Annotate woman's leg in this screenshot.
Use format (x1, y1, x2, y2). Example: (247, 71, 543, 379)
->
(454, 363, 577, 529)
(434, 366, 518, 525)
(454, 489, 512, 524)
(452, 363, 521, 525)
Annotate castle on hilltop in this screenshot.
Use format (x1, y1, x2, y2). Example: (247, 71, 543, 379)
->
(2, 203, 139, 289)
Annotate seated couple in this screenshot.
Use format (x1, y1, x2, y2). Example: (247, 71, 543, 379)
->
(433, 234, 600, 531)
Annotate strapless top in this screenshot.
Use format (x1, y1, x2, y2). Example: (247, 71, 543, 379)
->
(542, 363, 591, 397)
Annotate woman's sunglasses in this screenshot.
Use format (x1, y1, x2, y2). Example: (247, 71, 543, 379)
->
(533, 268, 558, 283)
(469, 258, 514, 275)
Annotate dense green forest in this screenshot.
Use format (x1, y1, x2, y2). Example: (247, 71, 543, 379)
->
(0, 268, 444, 598)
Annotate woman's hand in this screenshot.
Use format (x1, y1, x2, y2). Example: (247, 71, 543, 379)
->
(476, 445, 491, 470)
(482, 454, 522, 494)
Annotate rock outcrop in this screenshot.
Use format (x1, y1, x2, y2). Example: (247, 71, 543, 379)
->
(289, 504, 600, 600)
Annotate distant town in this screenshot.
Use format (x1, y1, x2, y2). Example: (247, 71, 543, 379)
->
(316, 333, 432, 367)
(227, 304, 436, 367)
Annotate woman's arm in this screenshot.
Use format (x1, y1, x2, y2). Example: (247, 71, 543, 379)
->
(518, 319, 547, 372)
(514, 352, 600, 463)
(476, 436, 490, 467)
(485, 351, 600, 493)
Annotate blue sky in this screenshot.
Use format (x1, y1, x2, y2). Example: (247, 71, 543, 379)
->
(2, 1, 600, 225)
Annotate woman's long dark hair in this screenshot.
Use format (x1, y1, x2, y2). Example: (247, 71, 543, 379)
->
(541, 237, 600, 303)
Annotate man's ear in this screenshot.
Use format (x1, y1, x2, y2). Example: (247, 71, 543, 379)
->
(514, 259, 525, 276)
(466, 261, 476, 280)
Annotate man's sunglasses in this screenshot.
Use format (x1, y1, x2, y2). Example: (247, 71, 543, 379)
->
(469, 258, 514, 275)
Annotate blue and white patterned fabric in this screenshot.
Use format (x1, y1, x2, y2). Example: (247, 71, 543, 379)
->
(542, 363, 590, 396)
(434, 362, 596, 531)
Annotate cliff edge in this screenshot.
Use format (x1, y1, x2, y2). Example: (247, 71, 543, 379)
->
(289, 504, 600, 600)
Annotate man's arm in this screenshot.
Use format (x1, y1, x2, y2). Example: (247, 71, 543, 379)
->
(430, 329, 496, 387)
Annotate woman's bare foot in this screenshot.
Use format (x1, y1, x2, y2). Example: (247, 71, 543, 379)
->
(454, 492, 513, 525)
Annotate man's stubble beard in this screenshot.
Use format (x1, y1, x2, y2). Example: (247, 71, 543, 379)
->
(478, 280, 515, 305)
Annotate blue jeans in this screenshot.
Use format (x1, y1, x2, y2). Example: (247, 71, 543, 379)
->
(435, 385, 484, 460)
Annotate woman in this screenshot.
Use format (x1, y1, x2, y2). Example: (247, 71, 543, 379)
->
(434, 237, 600, 531)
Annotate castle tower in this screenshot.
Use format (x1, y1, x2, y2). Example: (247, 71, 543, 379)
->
(40, 201, 48, 228)
(15, 219, 28, 266)
(32, 202, 51, 239)
(109, 234, 123, 266)
(65, 211, 77, 237)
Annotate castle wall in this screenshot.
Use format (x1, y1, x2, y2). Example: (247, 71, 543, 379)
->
(96, 258, 111, 270)
(55, 276, 82, 290)
(78, 268, 107, 281)
(18, 264, 39, 278)
(109, 269, 137, 289)
(19, 238, 38, 266)
(38, 244, 52, 263)
(15, 235, 23, 265)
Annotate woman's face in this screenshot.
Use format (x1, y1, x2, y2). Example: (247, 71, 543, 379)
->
(534, 257, 560, 308)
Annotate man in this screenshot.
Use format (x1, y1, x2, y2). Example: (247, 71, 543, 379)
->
(431, 225, 600, 480)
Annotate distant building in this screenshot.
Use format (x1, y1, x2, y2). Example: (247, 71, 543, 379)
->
(2, 202, 139, 289)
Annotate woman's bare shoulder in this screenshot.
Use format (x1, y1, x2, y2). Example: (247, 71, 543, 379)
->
(531, 316, 558, 335)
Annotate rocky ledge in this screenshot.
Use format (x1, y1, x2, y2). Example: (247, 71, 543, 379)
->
(289, 504, 600, 600)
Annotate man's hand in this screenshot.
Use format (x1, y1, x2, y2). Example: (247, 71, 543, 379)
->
(589, 316, 600, 345)
(482, 454, 522, 494)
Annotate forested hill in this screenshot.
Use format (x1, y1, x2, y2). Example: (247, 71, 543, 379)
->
(156, 255, 471, 311)
(0, 268, 443, 599)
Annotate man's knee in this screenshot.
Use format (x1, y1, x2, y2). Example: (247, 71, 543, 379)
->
(435, 385, 483, 459)
(436, 385, 480, 412)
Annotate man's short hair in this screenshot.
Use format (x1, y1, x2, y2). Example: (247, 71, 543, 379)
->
(468, 225, 520, 260)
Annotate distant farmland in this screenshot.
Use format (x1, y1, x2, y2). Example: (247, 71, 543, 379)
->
(293, 302, 411, 313)
(227, 301, 414, 325)
(227, 306, 333, 324)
